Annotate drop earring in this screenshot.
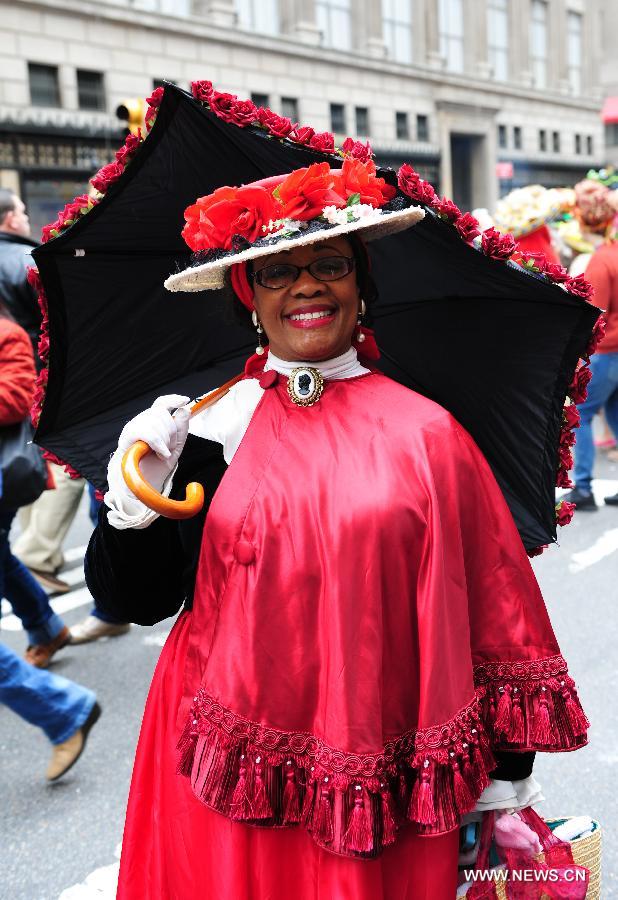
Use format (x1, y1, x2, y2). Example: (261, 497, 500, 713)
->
(356, 299, 366, 343)
(252, 310, 265, 355)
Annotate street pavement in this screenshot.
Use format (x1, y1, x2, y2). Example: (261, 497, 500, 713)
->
(1, 453, 617, 899)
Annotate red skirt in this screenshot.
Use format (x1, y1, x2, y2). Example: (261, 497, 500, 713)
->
(117, 613, 459, 900)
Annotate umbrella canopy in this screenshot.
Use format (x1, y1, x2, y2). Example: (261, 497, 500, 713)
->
(31, 83, 600, 553)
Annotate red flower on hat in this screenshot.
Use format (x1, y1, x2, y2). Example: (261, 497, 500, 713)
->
(182, 185, 282, 251)
(309, 131, 335, 153)
(454, 212, 481, 242)
(191, 80, 214, 102)
(341, 137, 374, 163)
(335, 157, 396, 207)
(481, 227, 517, 260)
(277, 162, 346, 220)
(290, 125, 315, 145)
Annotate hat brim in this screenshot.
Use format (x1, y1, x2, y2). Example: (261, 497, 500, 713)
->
(164, 204, 425, 293)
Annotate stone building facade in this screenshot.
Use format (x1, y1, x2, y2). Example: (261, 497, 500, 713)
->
(0, 0, 606, 237)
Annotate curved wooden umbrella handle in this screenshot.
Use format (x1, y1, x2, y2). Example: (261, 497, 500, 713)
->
(121, 374, 244, 520)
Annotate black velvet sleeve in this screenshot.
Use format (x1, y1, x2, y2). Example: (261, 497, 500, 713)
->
(84, 435, 227, 625)
(489, 751, 535, 781)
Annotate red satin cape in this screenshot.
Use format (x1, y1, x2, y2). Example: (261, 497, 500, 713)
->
(117, 369, 587, 896)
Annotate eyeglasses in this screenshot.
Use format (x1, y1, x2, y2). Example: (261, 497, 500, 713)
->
(250, 255, 355, 290)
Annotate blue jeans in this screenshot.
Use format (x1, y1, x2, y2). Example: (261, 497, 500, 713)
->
(574, 352, 618, 492)
(86, 485, 127, 626)
(0, 511, 65, 645)
(0, 641, 95, 744)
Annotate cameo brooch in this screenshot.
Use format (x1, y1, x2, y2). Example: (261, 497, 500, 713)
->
(287, 367, 324, 407)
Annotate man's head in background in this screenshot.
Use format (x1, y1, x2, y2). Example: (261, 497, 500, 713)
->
(0, 189, 31, 238)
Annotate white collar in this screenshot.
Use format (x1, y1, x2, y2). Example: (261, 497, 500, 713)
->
(264, 347, 370, 380)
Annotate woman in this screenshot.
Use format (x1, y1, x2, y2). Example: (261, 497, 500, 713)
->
(86, 161, 588, 898)
(0, 300, 70, 666)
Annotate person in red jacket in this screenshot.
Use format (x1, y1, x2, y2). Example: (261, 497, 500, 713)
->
(563, 239, 618, 508)
(0, 303, 70, 665)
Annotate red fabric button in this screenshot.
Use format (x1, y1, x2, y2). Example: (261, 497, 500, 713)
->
(233, 540, 256, 565)
(259, 369, 278, 389)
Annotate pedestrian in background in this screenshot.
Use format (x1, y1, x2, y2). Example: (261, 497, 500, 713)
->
(563, 233, 618, 509)
(0, 188, 40, 359)
(0, 641, 101, 781)
(0, 299, 70, 666)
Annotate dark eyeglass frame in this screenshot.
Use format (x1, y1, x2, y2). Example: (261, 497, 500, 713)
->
(249, 255, 355, 290)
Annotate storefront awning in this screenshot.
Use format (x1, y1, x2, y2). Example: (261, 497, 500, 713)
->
(601, 96, 618, 123)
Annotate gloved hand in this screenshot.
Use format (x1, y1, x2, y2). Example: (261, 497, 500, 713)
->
(117, 394, 191, 492)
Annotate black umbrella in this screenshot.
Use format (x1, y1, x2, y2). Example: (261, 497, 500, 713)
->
(32, 83, 600, 553)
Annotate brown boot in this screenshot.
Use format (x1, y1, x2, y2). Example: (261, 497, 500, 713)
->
(25, 625, 71, 669)
(46, 701, 101, 781)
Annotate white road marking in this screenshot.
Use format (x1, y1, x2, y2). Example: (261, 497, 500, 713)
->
(1, 586, 93, 631)
(142, 630, 171, 647)
(569, 528, 618, 573)
(58, 845, 121, 899)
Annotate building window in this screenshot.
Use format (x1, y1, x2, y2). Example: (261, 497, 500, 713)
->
(355, 106, 369, 136)
(487, 0, 508, 81)
(587, 135, 593, 155)
(530, 0, 548, 89)
(236, 0, 279, 34)
(382, 0, 413, 64)
(567, 12, 582, 95)
(251, 93, 269, 108)
(77, 70, 105, 112)
(416, 114, 429, 142)
(316, 0, 352, 51)
(396, 111, 409, 140)
(438, 0, 464, 73)
(513, 125, 522, 149)
(281, 97, 298, 121)
(574, 133, 581, 154)
(330, 103, 346, 133)
(605, 124, 618, 147)
(28, 63, 60, 107)
(552, 130, 560, 153)
(538, 129, 547, 152)
(498, 124, 507, 148)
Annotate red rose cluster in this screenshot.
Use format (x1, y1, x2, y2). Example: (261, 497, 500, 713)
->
(182, 159, 396, 252)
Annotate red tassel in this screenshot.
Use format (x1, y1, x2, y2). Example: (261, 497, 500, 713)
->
(380, 784, 397, 846)
(451, 756, 474, 814)
(488, 695, 497, 728)
(313, 778, 334, 844)
(176, 713, 198, 777)
(398, 773, 408, 808)
(251, 755, 273, 820)
(509, 690, 525, 743)
(301, 769, 317, 826)
(563, 688, 589, 736)
(409, 760, 437, 825)
(229, 754, 252, 820)
(493, 685, 512, 736)
(282, 760, 301, 824)
(343, 785, 374, 853)
(532, 689, 555, 745)
(462, 744, 476, 786)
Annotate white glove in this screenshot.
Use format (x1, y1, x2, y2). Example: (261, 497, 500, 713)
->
(117, 394, 191, 491)
(105, 394, 191, 530)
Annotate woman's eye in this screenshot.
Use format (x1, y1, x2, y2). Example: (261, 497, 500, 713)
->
(266, 265, 291, 279)
(314, 259, 340, 275)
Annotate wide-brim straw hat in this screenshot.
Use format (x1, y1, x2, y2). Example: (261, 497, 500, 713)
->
(164, 162, 424, 293)
(494, 185, 568, 239)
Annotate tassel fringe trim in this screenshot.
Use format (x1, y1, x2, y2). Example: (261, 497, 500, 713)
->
(176, 655, 587, 858)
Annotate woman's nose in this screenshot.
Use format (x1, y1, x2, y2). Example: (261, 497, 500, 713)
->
(291, 270, 326, 296)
